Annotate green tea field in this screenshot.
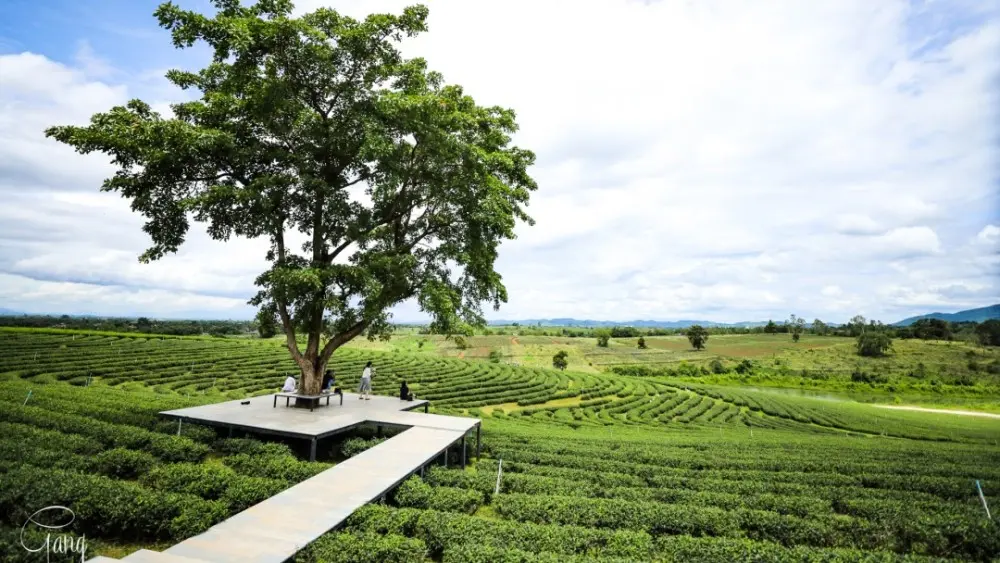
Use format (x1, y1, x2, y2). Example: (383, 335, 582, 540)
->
(344, 331, 1000, 412)
(2, 328, 999, 562)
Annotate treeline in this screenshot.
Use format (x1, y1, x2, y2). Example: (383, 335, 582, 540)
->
(0, 315, 252, 337)
(425, 317, 999, 345)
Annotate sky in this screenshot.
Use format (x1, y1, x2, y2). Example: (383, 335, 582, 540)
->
(0, 0, 998, 325)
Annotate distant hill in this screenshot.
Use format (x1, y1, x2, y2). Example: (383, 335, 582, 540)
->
(487, 318, 770, 329)
(0, 308, 23, 316)
(894, 304, 1000, 326)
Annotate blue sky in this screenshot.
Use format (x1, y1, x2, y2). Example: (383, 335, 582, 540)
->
(0, 0, 997, 323)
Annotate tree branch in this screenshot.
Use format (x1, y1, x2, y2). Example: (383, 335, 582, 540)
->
(273, 227, 305, 366)
(319, 319, 368, 365)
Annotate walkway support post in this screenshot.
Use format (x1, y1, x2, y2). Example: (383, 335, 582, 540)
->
(309, 438, 317, 462)
(461, 435, 467, 469)
(494, 458, 503, 495)
(444, 446, 448, 468)
(476, 424, 481, 460)
(977, 480, 992, 520)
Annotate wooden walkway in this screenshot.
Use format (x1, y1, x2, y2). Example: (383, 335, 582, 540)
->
(87, 395, 480, 563)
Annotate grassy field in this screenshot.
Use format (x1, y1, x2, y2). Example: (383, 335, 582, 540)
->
(342, 331, 1000, 412)
(2, 328, 999, 561)
(342, 331, 999, 375)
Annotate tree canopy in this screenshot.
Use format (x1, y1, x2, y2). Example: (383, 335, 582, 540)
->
(856, 331, 892, 358)
(45, 0, 537, 394)
(910, 318, 952, 341)
(788, 314, 805, 342)
(686, 325, 708, 350)
(552, 350, 568, 370)
(595, 330, 611, 348)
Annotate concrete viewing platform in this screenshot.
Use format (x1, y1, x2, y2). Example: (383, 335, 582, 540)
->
(160, 392, 463, 461)
(86, 393, 481, 563)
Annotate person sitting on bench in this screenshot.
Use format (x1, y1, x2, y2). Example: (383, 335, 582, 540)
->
(281, 374, 297, 393)
(399, 380, 413, 401)
(321, 370, 342, 396)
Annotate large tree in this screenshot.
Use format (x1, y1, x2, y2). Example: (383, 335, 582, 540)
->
(787, 314, 805, 342)
(686, 325, 709, 350)
(46, 0, 537, 395)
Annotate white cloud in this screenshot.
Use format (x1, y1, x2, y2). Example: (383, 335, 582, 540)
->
(0, 0, 998, 324)
(873, 226, 944, 259)
(821, 286, 843, 297)
(834, 214, 884, 236)
(975, 224, 1000, 246)
(73, 40, 116, 79)
(0, 273, 248, 318)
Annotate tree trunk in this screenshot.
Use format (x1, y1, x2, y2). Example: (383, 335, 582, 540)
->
(278, 309, 366, 404)
(299, 356, 323, 396)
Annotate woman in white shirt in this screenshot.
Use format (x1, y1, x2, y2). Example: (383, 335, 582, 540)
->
(281, 374, 297, 393)
(358, 361, 373, 400)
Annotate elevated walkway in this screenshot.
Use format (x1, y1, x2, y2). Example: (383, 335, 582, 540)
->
(86, 393, 480, 563)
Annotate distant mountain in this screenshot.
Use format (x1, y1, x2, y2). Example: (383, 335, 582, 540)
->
(894, 304, 1000, 326)
(487, 318, 769, 329)
(0, 308, 23, 316)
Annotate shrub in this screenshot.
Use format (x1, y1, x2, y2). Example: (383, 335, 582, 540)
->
(342, 436, 387, 458)
(166, 497, 230, 540)
(856, 331, 892, 357)
(488, 349, 503, 363)
(223, 453, 330, 482)
(0, 466, 226, 541)
(734, 359, 755, 375)
(220, 476, 289, 512)
(141, 463, 237, 500)
(295, 531, 427, 563)
(709, 359, 726, 374)
(949, 374, 976, 387)
(92, 447, 158, 479)
(394, 476, 484, 514)
(215, 438, 294, 457)
(595, 330, 611, 348)
(552, 351, 568, 370)
(850, 369, 887, 385)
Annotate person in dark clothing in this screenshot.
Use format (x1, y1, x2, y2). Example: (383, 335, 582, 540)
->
(322, 370, 341, 396)
(399, 380, 413, 401)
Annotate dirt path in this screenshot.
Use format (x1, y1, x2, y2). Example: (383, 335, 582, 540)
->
(875, 405, 1000, 420)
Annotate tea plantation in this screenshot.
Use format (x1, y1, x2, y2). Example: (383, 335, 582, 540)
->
(2, 328, 999, 562)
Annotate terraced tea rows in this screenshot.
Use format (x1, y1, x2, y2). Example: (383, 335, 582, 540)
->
(3, 328, 999, 561)
(298, 422, 1000, 562)
(0, 378, 340, 562)
(3, 329, 999, 444)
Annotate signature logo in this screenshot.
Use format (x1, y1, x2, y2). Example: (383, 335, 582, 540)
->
(20, 506, 87, 562)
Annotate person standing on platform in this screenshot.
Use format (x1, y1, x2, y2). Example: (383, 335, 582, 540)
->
(358, 361, 373, 400)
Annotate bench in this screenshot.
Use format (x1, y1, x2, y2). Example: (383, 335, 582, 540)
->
(273, 390, 344, 411)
